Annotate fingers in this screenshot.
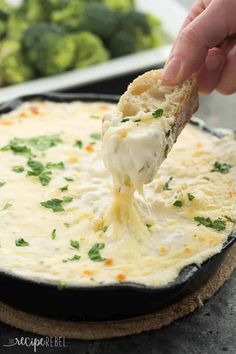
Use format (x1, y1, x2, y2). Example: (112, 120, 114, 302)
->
(217, 44, 236, 95)
(162, 0, 236, 85)
(197, 48, 226, 95)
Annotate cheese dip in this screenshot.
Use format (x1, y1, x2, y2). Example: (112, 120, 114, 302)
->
(0, 100, 235, 287)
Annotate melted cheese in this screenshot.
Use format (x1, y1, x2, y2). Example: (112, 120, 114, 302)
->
(0, 101, 235, 287)
(102, 110, 174, 194)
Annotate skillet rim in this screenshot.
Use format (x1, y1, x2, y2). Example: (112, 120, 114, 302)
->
(0, 92, 235, 294)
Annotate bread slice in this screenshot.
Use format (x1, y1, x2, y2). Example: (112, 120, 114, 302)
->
(102, 69, 199, 192)
(118, 69, 199, 139)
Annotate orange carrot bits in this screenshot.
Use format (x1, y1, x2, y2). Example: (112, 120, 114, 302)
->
(116, 273, 126, 282)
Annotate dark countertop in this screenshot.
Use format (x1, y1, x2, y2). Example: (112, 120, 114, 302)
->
(0, 1, 235, 352)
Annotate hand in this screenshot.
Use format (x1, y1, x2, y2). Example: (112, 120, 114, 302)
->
(161, 0, 236, 95)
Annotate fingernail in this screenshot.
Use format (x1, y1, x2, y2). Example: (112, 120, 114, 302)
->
(205, 54, 224, 71)
(162, 57, 182, 84)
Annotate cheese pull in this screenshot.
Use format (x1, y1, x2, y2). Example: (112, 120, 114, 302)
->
(102, 69, 199, 193)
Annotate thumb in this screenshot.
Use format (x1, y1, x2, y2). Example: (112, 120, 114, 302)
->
(162, 0, 236, 85)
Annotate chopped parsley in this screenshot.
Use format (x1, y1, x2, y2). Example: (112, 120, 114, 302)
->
(194, 216, 226, 231)
(70, 240, 80, 250)
(165, 130, 171, 138)
(57, 282, 66, 290)
(1, 138, 33, 157)
(211, 162, 232, 174)
(27, 134, 62, 151)
(1, 203, 12, 211)
(187, 193, 195, 201)
(59, 185, 68, 192)
(46, 162, 65, 170)
(164, 144, 169, 158)
(12, 165, 24, 173)
(1, 134, 62, 157)
(51, 229, 56, 240)
(90, 132, 101, 140)
(88, 243, 105, 262)
(40, 198, 64, 212)
(27, 159, 45, 176)
(146, 224, 152, 229)
(173, 200, 183, 207)
(121, 118, 130, 123)
(90, 115, 100, 119)
(74, 140, 83, 149)
(152, 108, 163, 118)
(63, 196, 73, 203)
(62, 255, 81, 263)
(163, 176, 173, 191)
(0, 181, 6, 187)
(64, 177, 74, 182)
(27, 158, 52, 186)
(15, 238, 29, 247)
(134, 119, 141, 122)
(99, 225, 108, 233)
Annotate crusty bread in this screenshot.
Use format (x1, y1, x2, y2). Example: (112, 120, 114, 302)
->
(118, 69, 199, 138)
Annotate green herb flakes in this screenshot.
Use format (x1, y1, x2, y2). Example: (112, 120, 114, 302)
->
(46, 162, 65, 170)
(99, 225, 108, 233)
(12, 165, 24, 173)
(90, 115, 100, 120)
(27, 134, 62, 151)
(88, 243, 105, 262)
(15, 238, 29, 247)
(64, 177, 74, 182)
(152, 108, 163, 118)
(59, 185, 68, 192)
(64, 223, 70, 228)
(1, 203, 12, 211)
(63, 255, 81, 263)
(70, 240, 80, 250)
(211, 162, 232, 174)
(74, 140, 83, 148)
(40, 199, 64, 212)
(63, 196, 73, 203)
(164, 144, 169, 158)
(0, 181, 6, 187)
(173, 200, 183, 207)
(51, 229, 56, 240)
(187, 193, 195, 201)
(1, 138, 33, 157)
(146, 224, 152, 229)
(57, 282, 66, 290)
(90, 132, 101, 140)
(163, 176, 173, 191)
(165, 130, 171, 138)
(194, 216, 226, 231)
(121, 118, 130, 123)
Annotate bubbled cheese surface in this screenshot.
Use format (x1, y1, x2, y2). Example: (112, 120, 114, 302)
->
(0, 100, 235, 287)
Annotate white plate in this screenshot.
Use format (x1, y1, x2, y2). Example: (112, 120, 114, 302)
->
(0, 0, 187, 104)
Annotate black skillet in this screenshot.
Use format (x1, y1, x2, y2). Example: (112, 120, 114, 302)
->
(0, 93, 235, 321)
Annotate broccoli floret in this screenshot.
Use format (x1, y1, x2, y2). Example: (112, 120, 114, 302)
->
(104, 0, 134, 12)
(0, 40, 34, 85)
(80, 2, 119, 40)
(108, 30, 136, 57)
(22, 23, 76, 76)
(0, 0, 13, 18)
(19, 0, 46, 22)
(0, 0, 14, 39)
(70, 31, 109, 68)
(7, 13, 30, 40)
(50, 0, 84, 30)
(108, 10, 167, 57)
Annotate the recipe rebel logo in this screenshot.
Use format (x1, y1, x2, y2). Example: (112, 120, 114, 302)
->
(2, 336, 66, 352)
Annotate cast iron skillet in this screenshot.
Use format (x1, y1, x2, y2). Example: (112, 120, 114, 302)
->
(0, 93, 235, 321)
